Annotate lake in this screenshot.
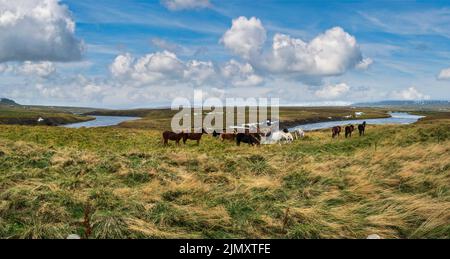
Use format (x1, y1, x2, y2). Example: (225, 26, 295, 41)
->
(63, 116, 140, 128)
(289, 112, 425, 131)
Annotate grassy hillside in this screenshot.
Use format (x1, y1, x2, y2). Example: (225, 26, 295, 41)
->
(0, 113, 449, 239)
(0, 107, 94, 126)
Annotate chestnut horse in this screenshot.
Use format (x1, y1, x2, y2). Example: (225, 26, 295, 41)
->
(345, 125, 355, 138)
(332, 126, 342, 138)
(162, 131, 184, 146)
(183, 129, 207, 145)
(221, 133, 236, 142)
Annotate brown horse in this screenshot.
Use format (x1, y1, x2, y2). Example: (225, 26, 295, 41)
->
(183, 129, 206, 145)
(345, 125, 355, 138)
(162, 131, 184, 146)
(358, 121, 367, 136)
(221, 133, 236, 142)
(332, 126, 342, 138)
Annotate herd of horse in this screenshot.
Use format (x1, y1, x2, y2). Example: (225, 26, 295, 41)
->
(332, 121, 366, 138)
(162, 121, 367, 146)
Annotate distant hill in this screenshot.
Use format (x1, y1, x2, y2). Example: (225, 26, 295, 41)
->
(0, 98, 20, 106)
(354, 100, 450, 108)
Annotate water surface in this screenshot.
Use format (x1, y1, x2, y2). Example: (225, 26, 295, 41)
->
(290, 112, 424, 131)
(63, 116, 140, 128)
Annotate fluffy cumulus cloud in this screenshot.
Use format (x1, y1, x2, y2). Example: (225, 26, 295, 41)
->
(110, 52, 263, 88)
(184, 60, 216, 85)
(315, 83, 350, 99)
(0, 0, 83, 62)
(221, 17, 365, 81)
(437, 67, 450, 80)
(161, 0, 211, 11)
(221, 60, 264, 87)
(221, 17, 267, 59)
(111, 51, 185, 85)
(390, 87, 430, 100)
(265, 28, 362, 76)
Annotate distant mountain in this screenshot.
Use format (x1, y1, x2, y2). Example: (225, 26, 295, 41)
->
(0, 98, 20, 106)
(354, 100, 450, 107)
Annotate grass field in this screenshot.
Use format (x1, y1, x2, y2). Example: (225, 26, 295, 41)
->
(0, 106, 94, 126)
(0, 110, 449, 239)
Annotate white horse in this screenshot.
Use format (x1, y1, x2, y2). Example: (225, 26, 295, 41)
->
(262, 131, 293, 144)
(293, 128, 305, 140)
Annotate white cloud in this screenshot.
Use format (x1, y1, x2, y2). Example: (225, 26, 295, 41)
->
(315, 83, 350, 99)
(437, 67, 450, 80)
(261, 27, 362, 77)
(390, 87, 430, 100)
(221, 17, 364, 81)
(110, 53, 134, 78)
(221, 59, 264, 87)
(0, 60, 55, 77)
(356, 58, 373, 70)
(110, 51, 187, 85)
(18, 61, 55, 77)
(184, 60, 216, 85)
(161, 0, 211, 11)
(110, 51, 263, 88)
(0, 0, 83, 62)
(221, 16, 267, 59)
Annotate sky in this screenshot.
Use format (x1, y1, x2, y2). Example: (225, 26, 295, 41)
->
(0, 0, 450, 108)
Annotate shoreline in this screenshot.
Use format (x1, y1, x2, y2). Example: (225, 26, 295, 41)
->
(279, 113, 392, 129)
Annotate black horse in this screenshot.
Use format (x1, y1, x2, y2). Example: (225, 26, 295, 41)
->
(358, 121, 367, 136)
(236, 133, 261, 146)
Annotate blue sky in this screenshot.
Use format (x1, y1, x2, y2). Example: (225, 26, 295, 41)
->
(1, 0, 450, 108)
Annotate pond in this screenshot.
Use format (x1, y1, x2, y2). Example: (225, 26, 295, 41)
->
(63, 116, 140, 128)
(289, 112, 425, 131)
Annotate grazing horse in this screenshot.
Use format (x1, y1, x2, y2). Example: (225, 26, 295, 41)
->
(221, 133, 236, 142)
(345, 125, 355, 138)
(236, 133, 261, 146)
(263, 131, 293, 144)
(283, 132, 294, 143)
(358, 121, 367, 136)
(162, 131, 184, 146)
(332, 126, 342, 138)
(183, 129, 206, 145)
(293, 128, 305, 140)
